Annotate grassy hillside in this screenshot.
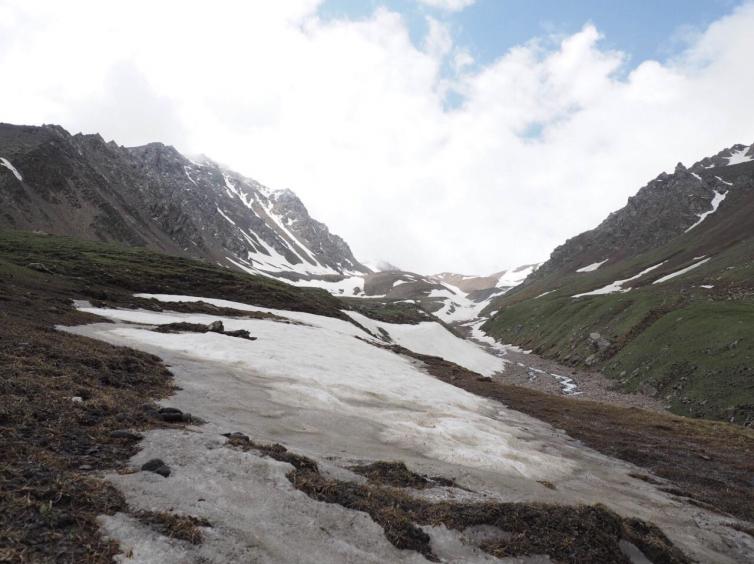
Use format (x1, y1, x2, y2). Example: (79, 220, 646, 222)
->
(0, 229, 347, 319)
(483, 222, 754, 424)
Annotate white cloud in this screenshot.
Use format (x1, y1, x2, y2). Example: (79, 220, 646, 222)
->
(417, 0, 476, 12)
(1, 1, 754, 274)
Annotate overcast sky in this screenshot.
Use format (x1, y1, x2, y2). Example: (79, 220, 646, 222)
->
(2, 0, 753, 274)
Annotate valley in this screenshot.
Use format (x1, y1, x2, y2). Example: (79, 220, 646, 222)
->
(2, 124, 754, 563)
(1, 230, 753, 563)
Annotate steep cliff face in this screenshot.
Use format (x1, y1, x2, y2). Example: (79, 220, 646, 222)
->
(0, 123, 367, 278)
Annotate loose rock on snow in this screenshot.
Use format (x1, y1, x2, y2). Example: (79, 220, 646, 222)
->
(141, 458, 171, 477)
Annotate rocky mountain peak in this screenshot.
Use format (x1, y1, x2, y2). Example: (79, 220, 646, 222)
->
(529, 142, 753, 281)
(0, 122, 367, 278)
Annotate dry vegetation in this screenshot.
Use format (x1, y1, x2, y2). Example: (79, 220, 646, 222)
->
(226, 435, 690, 563)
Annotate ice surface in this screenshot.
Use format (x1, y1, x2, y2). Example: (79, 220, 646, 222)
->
(0, 157, 23, 180)
(653, 258, 711, 284)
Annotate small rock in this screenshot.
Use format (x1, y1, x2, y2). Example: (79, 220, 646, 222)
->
(141, 458, 171, 477)
(224, 329, 257, 340)
(27, 262, 53, 273)
(79, 464, 94, 471)
(110, 430, 143, 441)
(158, 407, 188, 422)
(71, 396, 84, 403)
(207, 320, 224, 333)
(223, 432, 250, 443)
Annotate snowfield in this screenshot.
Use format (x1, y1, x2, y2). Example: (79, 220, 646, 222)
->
(344, 311, 506, 376)
(83, 297, 547, 477)
(59, 294, 750, 563)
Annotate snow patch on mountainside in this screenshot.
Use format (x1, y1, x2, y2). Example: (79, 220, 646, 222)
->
(685, 191, 727, 232)
(0, 157, 23, 180)
(653, 257, 711, 284)
(572, 262, 667, 297)
(576, 259, 608, 273)
(727, 147, 753, 166)
(496, 264, 540, 287)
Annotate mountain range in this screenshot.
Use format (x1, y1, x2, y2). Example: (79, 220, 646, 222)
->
(2, 121, 752, 424)
(0, 123, 367, 281)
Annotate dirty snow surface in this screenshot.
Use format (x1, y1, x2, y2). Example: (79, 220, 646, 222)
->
(63, 294, 749, 563)
(344, 311, 505, 376)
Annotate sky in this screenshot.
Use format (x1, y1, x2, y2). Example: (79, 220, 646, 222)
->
(1, 0, 753, 274)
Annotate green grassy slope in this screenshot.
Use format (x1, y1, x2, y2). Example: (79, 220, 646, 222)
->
(0, 229, 347, 319)
(483, 200, 754, 424)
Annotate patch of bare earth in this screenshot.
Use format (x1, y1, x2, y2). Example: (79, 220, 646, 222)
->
(0, 291, 176, 562)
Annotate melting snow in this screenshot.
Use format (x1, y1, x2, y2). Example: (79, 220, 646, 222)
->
(78, 296, 567, 479)
(576, 259, 608, 273)
(345, 311, 506, 377)
(0, 157, 23, 181)
(685, 191, 727, 232)
(572, 262, 666, 297)
(653, 258, 711, 284)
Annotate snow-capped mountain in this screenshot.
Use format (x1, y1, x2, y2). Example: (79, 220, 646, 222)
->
(0, 123, 367, 279)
